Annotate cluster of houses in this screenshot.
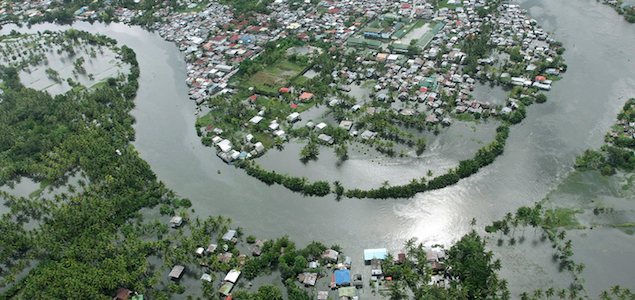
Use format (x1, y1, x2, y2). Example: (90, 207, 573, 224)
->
(611, 110, 635, 140)
(166, 210, 452, 299)
(167, 224, 250, 298)
(311, 246, 451, 300)
(0, 0, 54, 21)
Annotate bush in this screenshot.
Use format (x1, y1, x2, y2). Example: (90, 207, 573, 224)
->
(201, 137, 213, 146)
(535, 93, 547, 103)
(600, 165, 614, 176)
(159, 204, 173, 215)
(247, 235, 257, 243)
(556, 47, 565, 55)
(167, 283, 186, 294)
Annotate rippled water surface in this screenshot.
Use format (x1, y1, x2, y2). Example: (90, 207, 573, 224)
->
(2, 0, 635, 296)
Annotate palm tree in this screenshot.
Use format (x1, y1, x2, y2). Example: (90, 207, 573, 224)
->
(557, 289, 567, 299)
(574, 263, 585, 275)
(520, 292, 529, 300)
(568, 289, 578, 300)
(611, 285, 621, 296)
(533, 289, 544, 299)
(599, 290, 612, 300)
(546, 287, 555, 299)
(557, 230, 566, 241)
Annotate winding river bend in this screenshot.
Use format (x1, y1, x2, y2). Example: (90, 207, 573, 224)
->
(2, 0, 635, 297)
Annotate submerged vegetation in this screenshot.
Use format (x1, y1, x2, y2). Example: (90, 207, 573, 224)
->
(576, 98, 635, 175)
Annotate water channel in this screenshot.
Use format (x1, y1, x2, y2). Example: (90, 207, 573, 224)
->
(2, 0, 635, 297)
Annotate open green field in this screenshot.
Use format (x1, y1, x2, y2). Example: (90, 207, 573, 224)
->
(240, 59, 307, 94)
(437, 0, 462, 9)
(406, 20, 428, 34)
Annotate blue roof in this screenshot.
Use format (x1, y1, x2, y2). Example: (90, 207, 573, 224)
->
(364, 248, 388, 260)
(334, 269, 350, 285)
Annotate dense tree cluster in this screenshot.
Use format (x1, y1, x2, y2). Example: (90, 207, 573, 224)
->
(381, 232, 509, 300)
(577, 98, 635, 175)
(0, 32, 175, 298)
(236, 162, 331, 196)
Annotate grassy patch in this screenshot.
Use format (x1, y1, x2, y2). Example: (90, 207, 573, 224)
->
(612, 223, 635, 228)
(29, 189, 43, 199)
(196, 112, 216, 129)
(437, 0, 462, 9)
(406, 20, 428, 34)
(541, 207, 582, 228)
(39, 179, 53, 189)
(40, 83, 57, 91)
(253, 132, 275, 149)
(413, 20, 427, 29)
(72, 86, 86, 93)
(90, 81, 107, 89)
(175, 2, 207, 13)
(240, 59, 308, 94)
(296, 99, 321, 113)
(361, 80, 377, 88)
(291, 75, 308, 86)
(451, 112, 475, 122)
(548, 75, 562, 82)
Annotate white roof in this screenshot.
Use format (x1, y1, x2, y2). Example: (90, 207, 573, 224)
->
(218, 140, 232, 152)
(269, 122, 280, 130)
(273, 130, 286, 137)
(224, 269, 241, 283)
(254, 142, 265, 152)
(287, 112, 300, 119)
(249, 116, 264, 124)
(201, 274, 213, 282)
(230, 150, 240, 159)
(315, 122, 327, 130)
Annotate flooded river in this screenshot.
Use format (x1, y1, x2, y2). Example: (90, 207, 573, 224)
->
(2, 0, 635, 297)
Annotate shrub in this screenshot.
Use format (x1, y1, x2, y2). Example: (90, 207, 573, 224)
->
(535, 93, 547, 103)
(247, 235, 257, 243)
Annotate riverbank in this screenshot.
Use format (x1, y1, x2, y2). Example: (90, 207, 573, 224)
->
(2, 0, 635, 297)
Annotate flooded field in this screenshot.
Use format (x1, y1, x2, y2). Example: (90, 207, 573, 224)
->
(2, 0, 635, 297)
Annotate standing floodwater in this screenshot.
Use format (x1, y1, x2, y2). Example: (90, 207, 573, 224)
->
(2, 0, 635, 296)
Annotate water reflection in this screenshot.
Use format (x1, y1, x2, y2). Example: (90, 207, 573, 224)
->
(1, 0, 635, 295)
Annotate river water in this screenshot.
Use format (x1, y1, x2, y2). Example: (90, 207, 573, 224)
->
(2, 0, 635, 297)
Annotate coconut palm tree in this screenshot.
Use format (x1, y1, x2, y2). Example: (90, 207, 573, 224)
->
(533, 289, 544, 299)
(611, 285, 621, 296)
(598, 290, 612, 300)
(557, 289, 567, 299)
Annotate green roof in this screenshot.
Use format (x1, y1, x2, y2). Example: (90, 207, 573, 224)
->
(347, 38, 382, 48)
(392, 30, 406, 39)
(381, 13, 399, 20)
(218, 283, 233, 296)
(363, 27, 383, 33)
(339, 287, 357, 298)
(416, 22, 445, 48)
(392, 43, 410, 50)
